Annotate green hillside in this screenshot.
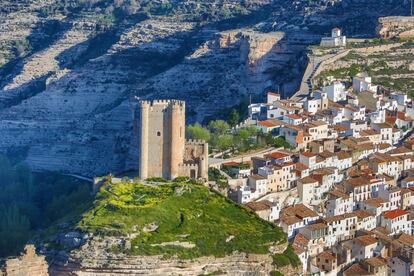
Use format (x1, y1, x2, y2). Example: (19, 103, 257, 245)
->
(78, 180, 286, 259)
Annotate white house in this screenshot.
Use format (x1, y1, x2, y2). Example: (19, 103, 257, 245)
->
(323, 82, 347, 102)
(320, 28, 347, 47)
(298, 176, 320, 205)
(353, 73, 378, 93)
(380, 209, 411, 235)
(326, 190, 354, 217)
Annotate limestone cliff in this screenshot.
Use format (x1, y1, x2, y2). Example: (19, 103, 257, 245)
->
(0, 0, 410, 176)
(377, 16, 414, 38)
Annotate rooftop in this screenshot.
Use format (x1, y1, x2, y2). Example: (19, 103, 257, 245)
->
(354, 235, 377, 246)
(364, 257, 387, 268)
(245, 200, 276, 212)
(382, 209, 408, 220)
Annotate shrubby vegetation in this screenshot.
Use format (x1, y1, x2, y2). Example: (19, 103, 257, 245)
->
(79, 180, 286, 258)
(208, 168, 229, 188)
(272, 244, 301, 268)
(0, 155, 92, 257)
(187, 120, 292, 154)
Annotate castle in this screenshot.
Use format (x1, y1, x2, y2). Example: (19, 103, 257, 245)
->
(138, 99, 208, 180)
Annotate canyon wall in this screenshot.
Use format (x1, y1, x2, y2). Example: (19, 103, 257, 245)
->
(377, 16, 414, 38)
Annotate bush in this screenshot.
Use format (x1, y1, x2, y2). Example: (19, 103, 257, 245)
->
(145, 177, 168, 183)
(272, 254, 290, 267)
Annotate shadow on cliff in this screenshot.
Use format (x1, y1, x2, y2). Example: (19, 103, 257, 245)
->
(0, 19, 69, 89)
(0, 0, 411, 175)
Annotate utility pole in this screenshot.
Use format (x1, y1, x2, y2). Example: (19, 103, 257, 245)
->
(411, 0, 414, 16)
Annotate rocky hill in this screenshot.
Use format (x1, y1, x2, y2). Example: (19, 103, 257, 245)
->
(0, 0, 410, 176)
(43, 179, 293, 275)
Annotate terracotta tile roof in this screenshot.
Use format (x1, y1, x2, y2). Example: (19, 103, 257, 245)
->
(360, 129, 380, 136)
(324, 213, 357, 223)
(328, 190, 350, 199)
(292, 244, 306, 254)
(280, 215, 302, 225)
(249, 174, 266, 180)
(307, 223, 328, 230)
(302, 151, 316, 158)
(295, 162, 309, 171)
(344, 264, 371, 276)
(396, 233, 414, 246)
(378, 143, 392, 150)
(346, 176, 371, 188)
(300, 176, 319, 185)
(293, 233, 310, 246)
(267, 151, 290, 159)
(375, 122, 392, 129)
(331, 124, 349, 132)
(382, 209, 408, 220)
(364, 197, 388, 207)
(319, 151, 335, 159)
(286, 113, 301, 119)
(283, 204, 318, 219)
(258, 120, 281, 128)
(337, 151, 352, 160)
(245, 200, 276, 212)
(268, 92, 280, 96)
(403, 176, 414, 183)
(364, 257, 387, 268)
(390, 146, 412, 155)
(317, 251, 336, 260)
(354, 235, 377, 246)
(353, 210, 375, 219)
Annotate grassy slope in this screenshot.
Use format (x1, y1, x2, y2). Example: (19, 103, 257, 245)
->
(78, 181, 286, 259)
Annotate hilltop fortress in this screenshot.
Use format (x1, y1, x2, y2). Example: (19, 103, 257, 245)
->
(137, 99, 208, 180)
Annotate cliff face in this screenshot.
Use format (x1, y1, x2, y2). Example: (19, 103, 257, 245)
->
(48, 235, 290, 276)
(377, 16, 414, 38)
(0, 0, 410, 176)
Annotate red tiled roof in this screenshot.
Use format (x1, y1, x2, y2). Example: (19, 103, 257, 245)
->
(302, 151, 316, 158)
(383, 209, 408, 220)
(286, 114, 301, 120)
(258, 120, 278, 128)
(268, 92, 280, 96)
(268, 151, 289, 159)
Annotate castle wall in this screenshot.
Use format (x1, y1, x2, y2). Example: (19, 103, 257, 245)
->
(184, 139, 209, 180)
(2, 245, 48, 276)
(138, 100, 185, 180)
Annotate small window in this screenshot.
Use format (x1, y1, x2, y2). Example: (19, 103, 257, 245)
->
(157, 131, 161, 136)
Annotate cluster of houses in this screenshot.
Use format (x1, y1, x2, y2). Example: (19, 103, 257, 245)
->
(223, 73, 414, 275)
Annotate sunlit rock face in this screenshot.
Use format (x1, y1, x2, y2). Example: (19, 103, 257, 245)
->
(0, 0, 408, 176)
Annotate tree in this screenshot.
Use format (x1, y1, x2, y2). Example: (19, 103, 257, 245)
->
(216, 134, 234, 151)
(228, 109, 240, 127)
(207, 120, 230, 135)
(186, 123, 210, 141)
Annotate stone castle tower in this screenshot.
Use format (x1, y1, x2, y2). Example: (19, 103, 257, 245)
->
(1, 245, 49, 276)
(138, 99, 208, 180)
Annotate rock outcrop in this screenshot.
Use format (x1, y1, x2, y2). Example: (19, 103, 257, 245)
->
(49, 236, 281, 276)
(377, 16, 414, 39)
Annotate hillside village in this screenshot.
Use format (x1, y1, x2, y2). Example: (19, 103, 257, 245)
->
(211, 27, 414, 275)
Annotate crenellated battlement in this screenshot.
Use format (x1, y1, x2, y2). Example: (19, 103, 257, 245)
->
(186, 139, 208, 145)
(179, 163, 199, 169)
(139, 99, 185, 113)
